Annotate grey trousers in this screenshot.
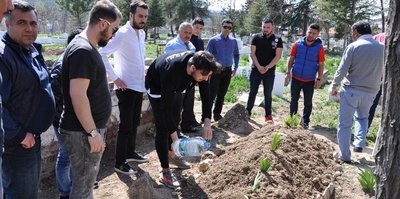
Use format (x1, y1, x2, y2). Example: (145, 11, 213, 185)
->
(60, 128, 106, 199)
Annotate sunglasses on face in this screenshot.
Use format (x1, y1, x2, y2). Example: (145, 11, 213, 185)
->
(99, 18, 119, 34)
(223, 26, 232, 30)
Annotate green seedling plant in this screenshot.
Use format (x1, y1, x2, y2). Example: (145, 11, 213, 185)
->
(358, 168, 376, 193)
(252, 171, 261, 192)
(260, 157, 271, 172)
(284, 115, 299, 128)
(270, 133, 281, 152)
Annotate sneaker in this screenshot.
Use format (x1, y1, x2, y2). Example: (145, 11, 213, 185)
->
(265, 115, 273, 123)
(126, 152, 149, 163)
(169, 156, 191, 169)
(93, 181, 99, 189)
(302, 123, 309, 129)
(214, 114, 222, 122)
(160, 171, 180, 189)
(177, 130, 188, 139)
(60, 196, 69, 199)
(353, 147, 363, 153)
(114, 162, 137, 175)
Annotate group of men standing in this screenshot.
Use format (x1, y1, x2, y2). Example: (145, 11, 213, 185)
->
(0, 0, 386, 198)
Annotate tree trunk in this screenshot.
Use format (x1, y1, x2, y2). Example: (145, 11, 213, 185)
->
(380, 0, 385, 32)
(375, 0, 400, 198)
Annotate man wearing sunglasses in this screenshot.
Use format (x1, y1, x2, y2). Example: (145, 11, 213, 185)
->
(145, 50, 220, 188)
(207, 18, 239, 121)
(59, 1, 121, 198)
(99, 1, 149, 176)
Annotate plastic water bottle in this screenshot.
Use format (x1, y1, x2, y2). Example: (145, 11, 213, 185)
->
(172, 136, 211, 157)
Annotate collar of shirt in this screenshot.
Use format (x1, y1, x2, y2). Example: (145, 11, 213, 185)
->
(358, 34, 373, 41)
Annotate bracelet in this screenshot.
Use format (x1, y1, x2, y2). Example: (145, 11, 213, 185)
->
(317, 78, 321, 81)
(286, 72, 290, 74)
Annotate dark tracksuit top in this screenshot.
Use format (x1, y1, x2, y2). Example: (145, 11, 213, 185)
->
(145, 51, 211, 134)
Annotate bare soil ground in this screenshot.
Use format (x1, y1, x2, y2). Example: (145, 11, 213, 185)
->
(39, 92, 376, 199)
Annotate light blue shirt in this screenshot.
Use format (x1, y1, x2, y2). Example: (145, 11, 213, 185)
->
(164, 36, 196, 53)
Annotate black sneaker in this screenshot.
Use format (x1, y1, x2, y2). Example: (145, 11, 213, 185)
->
(93, 181, 99, 189)
(302, 122, 309, 129)
(114, 162, 137, 175)
(177, 130, 188, 139)
(353, 147, 363, 153)
(126, 152, 149, 163)
(214, 114, 222, 121)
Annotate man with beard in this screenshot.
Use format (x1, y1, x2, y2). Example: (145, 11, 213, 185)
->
(99, 1, 149, 176)
(59, 0, 121, 198)
(246, 18, 283, 123)
(145, 50, 219, 188)
(285, 23, 325, 129)
(0, 1, 54, 198)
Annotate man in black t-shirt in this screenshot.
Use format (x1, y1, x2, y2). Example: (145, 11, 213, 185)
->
(59, 1, 121, 198)
(246, 18, 283, 123)
(145, 50, 220, 189)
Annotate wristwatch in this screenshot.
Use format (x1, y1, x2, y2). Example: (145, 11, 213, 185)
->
(88, 129, 99, 137)
(317, 78, 321, 81)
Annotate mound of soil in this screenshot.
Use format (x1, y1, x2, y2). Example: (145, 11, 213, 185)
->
(185, 126, 337, 199)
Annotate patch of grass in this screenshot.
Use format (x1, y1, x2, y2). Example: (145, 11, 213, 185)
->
(239, 55, 250, 67)
(275, 59, 287, 73)
(145, 42, 158, 59)
(260, 157, 271, 172)
(312, 86, 339, 130)
(224, 75, 249, 103)
(284, 115, 300, 128)
(358, 168, 375, 193)
(270, 133, 281, 152)
(324, 56, 341, 79)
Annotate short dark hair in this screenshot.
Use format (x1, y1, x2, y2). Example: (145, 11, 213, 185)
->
(189, 51, 221, 75)
(5, 0, 37, 22)
(67, 28, 83, 44)
(262, 18, 274, 25)
(192, 17, 204, 26)
(130, 1, 148, 14)
(352, 21, 372, 35)
(221, 18, 233, 26)
(88, 0, 122, 26)
(309, 23, 320, 32)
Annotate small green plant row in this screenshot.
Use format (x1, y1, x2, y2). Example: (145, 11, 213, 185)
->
(252, 133, 282, 192)
(358, 168, 376, 193)
(284, 115, 300, 128)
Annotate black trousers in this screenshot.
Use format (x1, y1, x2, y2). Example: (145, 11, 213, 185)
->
(149, 94, 181, 169)
(289, 78, 315, 124)
(210, 69, 232, 118)
(115, 89, 143, 166)
(181, 87, 198, 130)
(368, 85, 382, 128)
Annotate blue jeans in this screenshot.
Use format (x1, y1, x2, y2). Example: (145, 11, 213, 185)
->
(246, 68, 275, 116)
(2, 135, 41, 199)
(289, 78, 315, 124)
(54, 126, 72, 197)
(60, 128, 105, 199)
(337, 88, 375, 161)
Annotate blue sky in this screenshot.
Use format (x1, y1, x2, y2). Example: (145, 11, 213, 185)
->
(209, 0, 246, 11)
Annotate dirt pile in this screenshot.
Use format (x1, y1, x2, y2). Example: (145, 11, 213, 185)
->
(218, 103, 253, 135)
(187, 126, 337, 199)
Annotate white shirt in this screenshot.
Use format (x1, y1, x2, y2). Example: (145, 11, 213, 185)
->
(99, 21, 146, 92)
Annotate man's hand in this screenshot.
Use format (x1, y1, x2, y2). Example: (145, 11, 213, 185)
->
(202, 118, 213, 141)
(114, 78, 127, 90)
(88, 133, 105, 153)
(231, 69, 236, 77)
(257, 66, 267, 74)
(21, 132, 35, 148)
(284, 73, 291, 86)
(315, 79, 322, 89)
(331, 86, 338, 96)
